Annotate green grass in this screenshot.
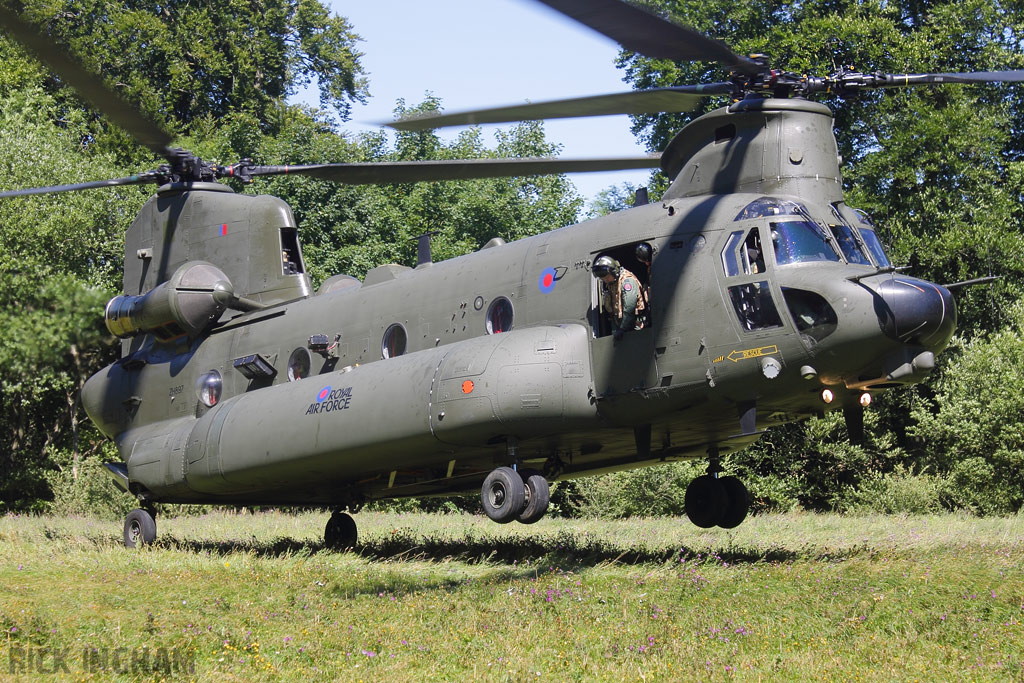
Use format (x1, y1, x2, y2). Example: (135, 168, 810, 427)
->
(1, 511, 1022, 680)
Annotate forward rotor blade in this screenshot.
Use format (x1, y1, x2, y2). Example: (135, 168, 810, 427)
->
(0, 174, 158, 199)
(0, 6, 172, 157)
(532, 0, 761, 75)
(389, 85, 731, 131)
(878, 70, 1024, 86)
(244, 155, 662, 185)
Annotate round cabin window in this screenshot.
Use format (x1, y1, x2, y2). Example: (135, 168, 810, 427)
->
(486, 297, 514, 334)
(287, 347, 312, 381)
(196, 370, 222, 407)
(382, 323, 408, 358)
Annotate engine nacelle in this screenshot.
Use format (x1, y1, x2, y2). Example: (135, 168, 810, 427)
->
(105, 261, 230, 341)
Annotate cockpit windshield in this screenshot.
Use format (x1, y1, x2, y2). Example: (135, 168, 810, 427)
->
(770, 220, 840, 266)
(828, 223, 872, 265)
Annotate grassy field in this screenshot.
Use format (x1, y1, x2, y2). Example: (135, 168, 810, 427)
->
(1, 510, 1022, 681)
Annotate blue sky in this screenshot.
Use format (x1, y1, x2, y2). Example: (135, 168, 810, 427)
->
(311, 0, 657, 206)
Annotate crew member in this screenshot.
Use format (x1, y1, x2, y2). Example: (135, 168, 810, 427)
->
(592, 255, 647, 340)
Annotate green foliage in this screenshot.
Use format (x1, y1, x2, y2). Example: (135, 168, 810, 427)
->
(838, 464, 944, 514)
(567, 462, 700, 519)
(586, 182, 640, 218)
(45, 444, 134, 520)
(910, 300, 1024, 514)
(14, 0, 367, 130)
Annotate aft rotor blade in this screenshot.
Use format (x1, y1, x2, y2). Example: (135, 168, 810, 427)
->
(0, 174, 159, 199)
(389, 84, 731, 131)
(0, 6, 173, 157)
(532, 0, 761, 76)
(244, 156, 663, 184)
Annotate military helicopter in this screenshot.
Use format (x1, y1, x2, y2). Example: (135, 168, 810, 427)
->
(1, 0, 1019, 549)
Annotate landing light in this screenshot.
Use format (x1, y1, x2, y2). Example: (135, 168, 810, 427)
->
(820, 388, 835, 404)
(860, 392, 872, 408)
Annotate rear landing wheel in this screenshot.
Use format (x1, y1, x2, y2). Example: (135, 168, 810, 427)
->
(124, 508, 156, 548)
(481, 466, 526, 524)
(324, 511, 357, 550)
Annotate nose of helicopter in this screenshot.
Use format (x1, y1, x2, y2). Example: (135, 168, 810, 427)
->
(874, 277, 957, 351)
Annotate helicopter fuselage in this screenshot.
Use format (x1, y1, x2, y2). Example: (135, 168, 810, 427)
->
(81, 99, 955, 509)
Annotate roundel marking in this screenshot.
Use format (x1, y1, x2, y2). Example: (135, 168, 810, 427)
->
(317, 386, 331, 403)
(538, 267, 558, 294)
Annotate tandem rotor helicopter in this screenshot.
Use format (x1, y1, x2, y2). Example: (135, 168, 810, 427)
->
(1, 0, 1020, 548)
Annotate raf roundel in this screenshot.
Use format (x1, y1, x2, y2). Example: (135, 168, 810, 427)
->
(316, 386, 331, 403)
(538, 267, 558, 294)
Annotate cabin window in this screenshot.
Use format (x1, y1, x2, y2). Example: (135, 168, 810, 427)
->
(728, 282, 783, 332)
(859, 228, 891, 267)
(382, 323, 408, 358)
(827, 224, 871, 265)
(770, 221, 840, 266)
(486, 297, 514, 334)
(287, 347, 312, 381)
(196, 370, 222, 407)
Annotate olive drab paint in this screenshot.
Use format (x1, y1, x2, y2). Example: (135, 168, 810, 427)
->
(81, 98, 956, 514)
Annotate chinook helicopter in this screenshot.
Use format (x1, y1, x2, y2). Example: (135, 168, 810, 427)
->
(1, 0, 1020, 549)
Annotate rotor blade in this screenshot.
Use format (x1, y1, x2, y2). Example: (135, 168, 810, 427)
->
(243, 156, 662, 185)
(0, 6, 172, 157)
(388, 84, 731, 131)
(532, 0, 761, 75)
(879, 70, 1024, 86)
(0, 174, 159, 199)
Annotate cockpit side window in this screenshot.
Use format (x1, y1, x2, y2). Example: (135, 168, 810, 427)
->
(728, 281, 783, 331)
(858, 229, 891, 267)
(770, 220, 840, 266)
(741, 228, 765, 274)
(722, 228, 766, 276)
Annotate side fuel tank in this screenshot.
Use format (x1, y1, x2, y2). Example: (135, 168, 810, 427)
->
(179, 324, 597, 495)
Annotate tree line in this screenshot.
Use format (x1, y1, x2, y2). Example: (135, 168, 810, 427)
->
(1, 0, 1022, 517)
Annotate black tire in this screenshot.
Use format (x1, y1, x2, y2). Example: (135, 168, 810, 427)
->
(517, 470, 550, 525)
(481, 467, 526, 524)
(324, 512, 358, 550)
(124, 508, 156, 548)
(717, 476, 750, 529)
(684, 475, 726, 528)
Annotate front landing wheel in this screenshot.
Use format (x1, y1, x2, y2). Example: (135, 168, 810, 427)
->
(124, 508, 156, 548)
(324, 512, 358, 550)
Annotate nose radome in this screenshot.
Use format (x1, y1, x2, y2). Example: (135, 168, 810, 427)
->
(875, 277, 956, 351)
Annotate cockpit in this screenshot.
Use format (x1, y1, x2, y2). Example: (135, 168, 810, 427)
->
(732, 196, 891, 269)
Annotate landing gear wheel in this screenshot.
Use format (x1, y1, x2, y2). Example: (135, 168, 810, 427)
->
(517, 470, 550, 525)
(717, 476, 750, 529)
(685, 475, 727, 529)
(481, 466, 526, 524)
(124, 508, 156, 548)
(324, 512, 357, 550)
